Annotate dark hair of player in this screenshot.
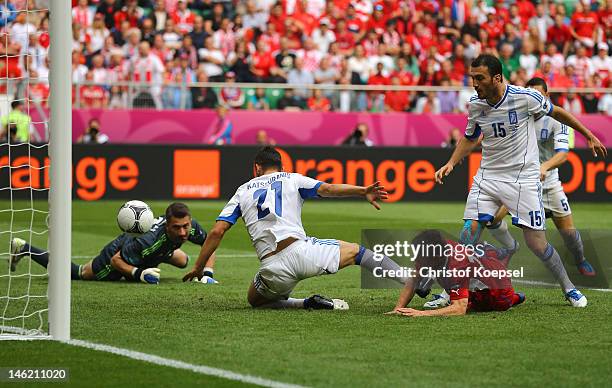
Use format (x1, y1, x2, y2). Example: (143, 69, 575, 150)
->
(411, 229, 447, 269)
(471, 54, 503, 78)
(525, 77, 548, 93)
(254, 146, 282, 170)
(165, 202, 191, 220)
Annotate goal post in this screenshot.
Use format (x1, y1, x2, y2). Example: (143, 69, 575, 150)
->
(48, 0, 72, 341)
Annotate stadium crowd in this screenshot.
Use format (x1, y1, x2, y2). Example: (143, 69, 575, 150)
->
(1, 0, 612, 114)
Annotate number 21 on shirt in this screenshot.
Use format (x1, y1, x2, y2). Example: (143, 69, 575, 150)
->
(253, 181, 283, 219)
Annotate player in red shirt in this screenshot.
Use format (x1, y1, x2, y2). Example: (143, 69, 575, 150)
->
(388, 230, 525, 317)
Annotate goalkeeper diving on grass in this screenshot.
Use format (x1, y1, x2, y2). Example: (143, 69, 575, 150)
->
(183, 146, 412, 309)
(10, 203, 217, 284)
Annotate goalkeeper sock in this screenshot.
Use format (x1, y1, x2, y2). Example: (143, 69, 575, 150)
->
(258, 298, 305, 309)
(355, 246, 410, 284)
(537, 243, 575, 293)
(23, 243, 49, 268)
(487, 220, 516, 250)
(25, 243, 82, 280)
(560, 229, 585, 264)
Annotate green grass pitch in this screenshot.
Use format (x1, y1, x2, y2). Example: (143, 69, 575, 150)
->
(1, 200, 612, 387)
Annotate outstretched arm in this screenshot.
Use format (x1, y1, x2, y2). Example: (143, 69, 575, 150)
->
(550, 105, 607, 158)
(317, 181, 389, 210)
(435, 137, 480, 184)
(385, 276, 418, 314)
(183, 221, 231, 282)
(396, 298, 468, 317)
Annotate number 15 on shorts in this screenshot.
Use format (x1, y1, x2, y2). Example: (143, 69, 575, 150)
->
(529, 210, 543, 227)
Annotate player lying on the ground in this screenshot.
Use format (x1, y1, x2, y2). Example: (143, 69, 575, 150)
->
(10, 203, 216, 284)
(423, 76, 597, 309)
(432, 54, 606, 308)
(387, 230, 525, 317)
(183, 146, 411, 310)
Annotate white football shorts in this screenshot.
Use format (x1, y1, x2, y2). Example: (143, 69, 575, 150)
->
(253, 237, 340, 300)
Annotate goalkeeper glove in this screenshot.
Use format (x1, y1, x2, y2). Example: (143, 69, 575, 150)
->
(132, 267, 160, 284)
(199, 276, 218, 284)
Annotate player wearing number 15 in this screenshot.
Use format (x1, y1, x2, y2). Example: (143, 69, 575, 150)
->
(183, 146, 411, 309)
(434, 54, 607, 308)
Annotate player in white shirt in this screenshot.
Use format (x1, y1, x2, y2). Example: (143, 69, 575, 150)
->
(424, 77, 598, 309)
(183, 147, 410, 310)
(434, 55, 606, 308)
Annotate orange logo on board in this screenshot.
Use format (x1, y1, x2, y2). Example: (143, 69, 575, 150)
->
(173, 150, 220, 198)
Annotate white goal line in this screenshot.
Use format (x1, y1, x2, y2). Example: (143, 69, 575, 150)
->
(1, 325, 305, 388)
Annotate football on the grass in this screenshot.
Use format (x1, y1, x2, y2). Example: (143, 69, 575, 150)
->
(117, 200, 155, 234)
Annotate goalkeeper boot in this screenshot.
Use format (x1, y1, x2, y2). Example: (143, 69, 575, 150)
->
(423, 291, 451, 309)
(304, 295, 349, 310)
(565, 288, 587, 308)
(513, 292, 526, 307)
(9, 238, 27, 272)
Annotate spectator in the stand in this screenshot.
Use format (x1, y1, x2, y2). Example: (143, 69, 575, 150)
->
(441, 127, 462, 148)
(307, 89, 332, 112)
(287, 57, 315, 99)
(198, 36, 224, 81)
(227, 41, 253, 82)
(414, 91, 441, 114)
(367, 62, 389, 112)
(547, 14, 572, 56)
(566, 44, 594, 86)
(456, 77, 474, 113)
(130, 41, 165, 109)
(189, 16, 208, 50)
(80, 71, 109, 109)
(312, 18, 336, 56)
(1, 101, 32, 142)
(598, 93, 612, 115)
(541, 43, 565, 73)
(88, 13, 110, 53)
(580, 78, 599, 114)
(250, 40, 275, 82)
(208, 105, 233, 145)
(277, 88, 305, 111)
(437, 78, 458, 113)
(78, 118, 109, 144)
(162, 18, 182, 50)
(91, 54, 110, 85)
(562, 91, 585, 115)
(570, 1, 598, 49)
(297, 38, 322, 73)
(342, 123, 373, 147)
(384, 76, 409, 112)
(314, 56, 339, 99)
(519, 40, 538, 78)
(499, 43, 520, 81)
(528, 2, 553, 42)
(256, 129, 276, 146)
(191, 70, 218, 109)
(273, 38, 297, 82)
(172, 0, 196, 34)
(72, 50, 88, 83)
(248, 88, 270, 111)
(258, 21, 281, 53)
(218, 71, 245, 109)
(243, 0, 267, 30)
(0, 2, 16, 28)
(122, 27, 141, 58)
(592, 43, 612, 80)
(96, 0, 122, 30)
(163, 71, 192, 110)
(368, 43, 394, 76)
(140, 18, 156, 46)
(151, 33, 173, 63)
(214, 17, 236, 58)
(335, 19, 355, 56)
(175, 35, 198, 70)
